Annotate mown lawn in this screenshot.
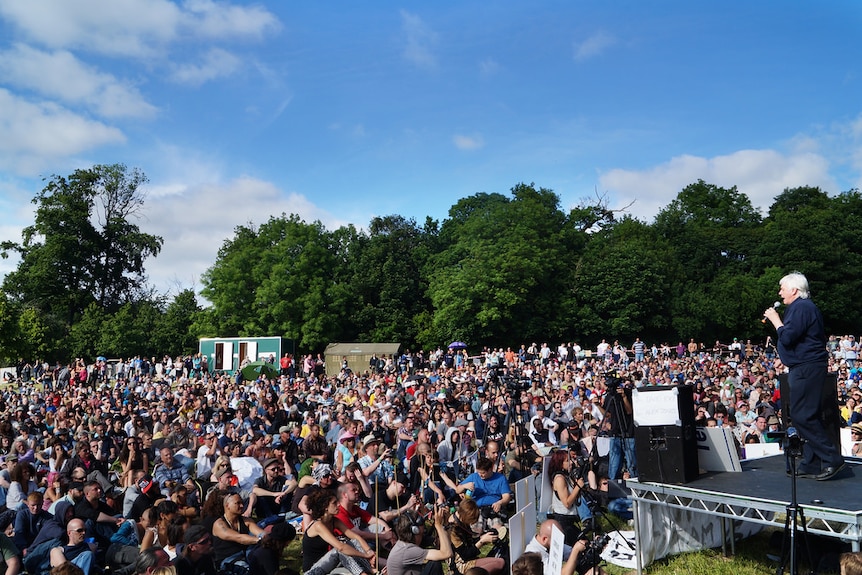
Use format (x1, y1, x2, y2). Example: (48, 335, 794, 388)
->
(279, 525, 839, 574)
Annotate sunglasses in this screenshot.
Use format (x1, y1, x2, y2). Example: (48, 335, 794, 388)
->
(72, 528, 86, 533)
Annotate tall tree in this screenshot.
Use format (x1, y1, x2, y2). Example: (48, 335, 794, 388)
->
(572, 217, 676, 341)
(348, 215, 434, 344)
(653, 180, 762, 340)
(1, 164, 163, 336)
(755, 186, 862, 334)
(201, 215, 354, 350)
(427, 184, 574, 346)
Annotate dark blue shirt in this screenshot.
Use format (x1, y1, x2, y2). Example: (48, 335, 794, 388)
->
(777, 297, 828, 368)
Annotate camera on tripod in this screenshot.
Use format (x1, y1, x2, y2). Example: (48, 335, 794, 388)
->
(766, 425, 805, 458)
(577, 533, 611, 572)
(488, 368, 531, 391)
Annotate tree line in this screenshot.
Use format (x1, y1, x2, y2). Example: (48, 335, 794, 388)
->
(2, 164, 860, 365)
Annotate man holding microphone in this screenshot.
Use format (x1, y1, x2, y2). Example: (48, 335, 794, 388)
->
(763, 272, 845, 481)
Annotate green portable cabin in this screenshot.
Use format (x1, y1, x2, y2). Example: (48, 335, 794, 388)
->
(199, 336, 294, 375)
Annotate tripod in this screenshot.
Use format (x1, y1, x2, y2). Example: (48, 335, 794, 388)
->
(777, 432, 815, 575)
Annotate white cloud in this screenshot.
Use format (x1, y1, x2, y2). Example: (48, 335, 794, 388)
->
(573, 31, 616, 62)
(452, 134, 484, 151)
(599, 149, 836, 222)
(170, 47, 242, 85)
(0, 89, 125, 175)
(0, 44, 157, 118)
(401, 11, 437, 69)
(0, 0, 279, 58)
(181, 0, 280, 40)
(139, 176, 349, 295)
(0, 0, 180, 57)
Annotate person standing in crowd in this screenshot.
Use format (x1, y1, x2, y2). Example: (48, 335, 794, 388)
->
(601, 374, 637, 481)
(764, 271, 846, 481)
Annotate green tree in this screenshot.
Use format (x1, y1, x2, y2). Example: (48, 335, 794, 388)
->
(572, 217, 676, 341)
(1, 164, 163, 346)
(348, 215, 434, 344)
(653, 180, 763, 340)
(67, 303, 107, 359)
(201, 215, 354, 350)
(755, 186, 862, 334)
(152, 290, 202, 355)
(428, 184, 575, 345)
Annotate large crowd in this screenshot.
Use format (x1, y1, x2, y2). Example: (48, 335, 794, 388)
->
(1, 333, 861, 575)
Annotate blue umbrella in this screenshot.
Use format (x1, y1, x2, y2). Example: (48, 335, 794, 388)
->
(448, 341, 467, 350)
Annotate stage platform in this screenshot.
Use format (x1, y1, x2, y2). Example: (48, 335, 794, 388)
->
(628, 455, 862, 573)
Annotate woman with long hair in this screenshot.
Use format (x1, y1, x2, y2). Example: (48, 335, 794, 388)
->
(43, 472, 69, 511)
(547, 450, 588, 544)
(6, 462, 38, 511)
(448, 499, 505, 575)
(302, 489, 375, 575)
(117, 437, 149, 488)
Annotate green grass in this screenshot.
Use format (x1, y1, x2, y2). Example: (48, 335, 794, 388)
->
(279, 526, 795, 574)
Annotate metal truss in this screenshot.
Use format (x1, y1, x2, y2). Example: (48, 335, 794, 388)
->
(629, 480, 862, 543)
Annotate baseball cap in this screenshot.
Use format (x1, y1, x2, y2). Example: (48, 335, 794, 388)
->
(138, 476, 155, 494)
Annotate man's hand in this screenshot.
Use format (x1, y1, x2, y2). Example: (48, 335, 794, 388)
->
(491, 500, 503, 513)
(433, 506, 450, 526)
(460, 482, 475, 493)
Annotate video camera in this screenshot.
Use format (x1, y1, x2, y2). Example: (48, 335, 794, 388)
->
(488, 368, 531, 392)
(577, 533, 611, 572)
(766, 425, 804, 458)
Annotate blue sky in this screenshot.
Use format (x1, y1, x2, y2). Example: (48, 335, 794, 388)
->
(1, 1, 860, 296)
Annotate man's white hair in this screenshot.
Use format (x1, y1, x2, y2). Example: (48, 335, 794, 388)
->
(780, 272, 810, 299)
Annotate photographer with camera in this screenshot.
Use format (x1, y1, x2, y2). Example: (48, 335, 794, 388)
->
(524, 519, 606, 575)
(600, 374, 637, 481)
(546, 450, 592, 544)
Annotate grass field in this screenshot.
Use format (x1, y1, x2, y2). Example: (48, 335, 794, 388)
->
(278, 525, 829, 574)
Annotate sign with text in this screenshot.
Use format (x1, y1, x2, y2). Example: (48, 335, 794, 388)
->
(633, 387, 682, 427)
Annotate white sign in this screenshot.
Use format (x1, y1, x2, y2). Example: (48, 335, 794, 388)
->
(632, 387, 681, 427)
(547, 524, 565, 575)
(695, 427, 742, 472)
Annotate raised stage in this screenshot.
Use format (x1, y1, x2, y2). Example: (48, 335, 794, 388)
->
(628, 455, 862, 574)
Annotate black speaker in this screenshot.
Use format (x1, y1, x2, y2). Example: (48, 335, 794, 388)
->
(634, 385, 699, 484)
(778, 372, 841, 450)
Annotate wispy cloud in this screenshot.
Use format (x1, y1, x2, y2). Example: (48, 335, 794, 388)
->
(573, 31, 616, 62)
(401, 11, 437, 69)
(453, 134, 484, 151)
(599, 149, 836, 222)
(182, 0, 280, 40)
(170, 47, 242, 85)
(0, 44, 157, 118)
(479, 58, 500, 78)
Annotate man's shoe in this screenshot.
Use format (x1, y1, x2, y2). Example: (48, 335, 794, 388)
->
(786, 469, 814, 479)
(815, 463, 847, 481)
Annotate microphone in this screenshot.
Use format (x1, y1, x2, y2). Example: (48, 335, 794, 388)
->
(761, 301, 780, 324)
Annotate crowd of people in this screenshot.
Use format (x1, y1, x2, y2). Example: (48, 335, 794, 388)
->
(1, 317, 861, 575)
